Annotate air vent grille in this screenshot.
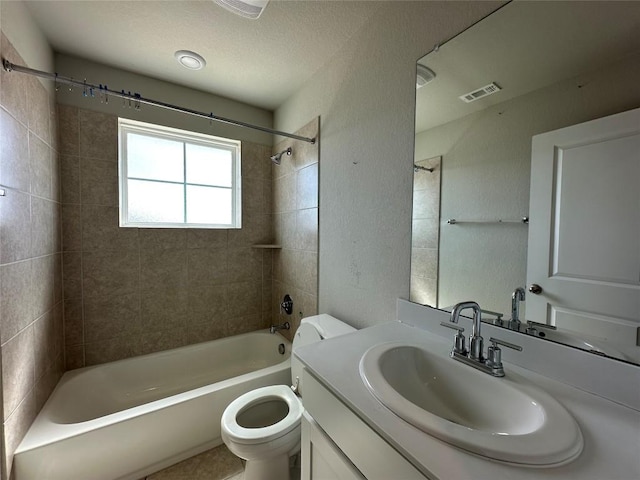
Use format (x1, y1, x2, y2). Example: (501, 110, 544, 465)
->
(459, 82, 502, 103)
(213, 0, 269, 19)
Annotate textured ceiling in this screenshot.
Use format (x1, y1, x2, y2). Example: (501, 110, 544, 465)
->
(415, 1, 640, 133)
(25, 0, 385, 110)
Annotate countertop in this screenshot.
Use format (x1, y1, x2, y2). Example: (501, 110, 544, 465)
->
(295, 321, 640, 480)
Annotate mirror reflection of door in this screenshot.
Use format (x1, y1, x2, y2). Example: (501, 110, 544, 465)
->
(527, 107, 640, 361)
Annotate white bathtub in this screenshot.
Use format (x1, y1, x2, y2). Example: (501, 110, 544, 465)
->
(14, 330, 291, 480)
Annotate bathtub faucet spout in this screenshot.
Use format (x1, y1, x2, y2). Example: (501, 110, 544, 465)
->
(269, 322, 290, 334)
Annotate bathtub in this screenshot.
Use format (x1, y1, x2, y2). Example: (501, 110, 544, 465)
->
(14, 330, 291, 480)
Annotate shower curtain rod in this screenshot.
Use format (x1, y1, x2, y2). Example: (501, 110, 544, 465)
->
(2, 59, 316, 144)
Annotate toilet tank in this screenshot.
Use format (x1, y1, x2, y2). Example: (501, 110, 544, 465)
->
(290, 314, 356, 394)
(300, 314, 356, 339)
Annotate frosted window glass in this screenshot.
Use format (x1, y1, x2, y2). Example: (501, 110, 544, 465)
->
(127, 133, 184, 182)
(186, 144, 232, 187)
(128, 179, 184, 223)
(186, 186, 232, 224)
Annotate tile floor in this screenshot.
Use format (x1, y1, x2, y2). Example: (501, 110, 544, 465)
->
(143, 444, 301, 480)
(144, 445, 243, 480)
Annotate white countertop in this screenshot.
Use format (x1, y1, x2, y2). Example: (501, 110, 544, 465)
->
(295, 321, 640, 480)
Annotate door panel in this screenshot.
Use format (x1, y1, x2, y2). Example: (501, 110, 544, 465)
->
(527, 107, 640, 346)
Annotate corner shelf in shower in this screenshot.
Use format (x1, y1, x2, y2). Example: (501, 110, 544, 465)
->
(251, 244, 282, 249)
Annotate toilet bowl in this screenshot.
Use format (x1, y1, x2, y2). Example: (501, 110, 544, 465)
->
(220, 315, 355, 480)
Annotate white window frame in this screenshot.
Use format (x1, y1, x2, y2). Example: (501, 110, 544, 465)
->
(118, 118, 242, 229)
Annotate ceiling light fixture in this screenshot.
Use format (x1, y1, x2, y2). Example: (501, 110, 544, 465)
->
(416, 64, 436, 89)
(174, 50, 207, 70)
(213, 0, 270, 19)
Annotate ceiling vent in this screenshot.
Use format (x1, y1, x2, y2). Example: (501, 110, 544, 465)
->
(213, 0, 270, 19)
(459, 82, 502, 103)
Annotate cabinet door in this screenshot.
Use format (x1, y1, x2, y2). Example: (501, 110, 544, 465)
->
(302, 413, 366, 480)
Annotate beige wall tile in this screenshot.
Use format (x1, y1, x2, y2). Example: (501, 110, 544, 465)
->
(411, 218, 439, 249)
(410, 247, 438, 279)
(0, 260, 34, 344)
(295, 208, 318, 252)
(187, 284, 228, 325)
(33, 310, 55, 382)
(78, 109, 117, 160)
(61, 203, 82, 251)
(227, 313, 263, 336)
(140, 289, 188, 331)
(82, 204, 139, 252)
(227, 212, 271, 246)
(31, 255, 54, 320)
(273, 173, 296, 213)
(80, 157, 118, 206)
(57, 105, 79, 156)
(83, 293, 140, 342)
(31, 197, 56, 256)
(62, 251, 82, 299)
(140, 228, 187, 251)
(0, 188, 32, 263)
(64, 344, 84, 370)
(140, 248, 188, 293)
(296, 163, 318, 210)
(140, 327, 187, 356)
(0, 107, 30, 192)
(296, 251, 318, 295)
(186, 229, 228, 249)
(293, 119, 320, 170)
(26, 76, 51, 144)
(28, 132, 52, 199)
(228, 281, 261, 318)
(63, 297, 83, 346)
(227, 248, 262, 283)
(274, 211, 296, 249)
(3, 390, 36, 477)
(187, 248, 228, 287)
(82, 250, 139, 298)
(2, 326, 34, 420)
(60, 154, 80, 204)
(185, 322, 227, 345)
(35, 357, 62, 413)
(84, 336, 138, 366)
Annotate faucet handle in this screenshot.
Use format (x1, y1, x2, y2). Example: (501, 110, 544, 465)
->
(489, 337, 523, 352)
(440, 322, 467, 355)
(486, 337, 522, 376)
(439, 321, 464, 332)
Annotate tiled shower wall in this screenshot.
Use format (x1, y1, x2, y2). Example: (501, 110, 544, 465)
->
(410, 156, 441, 307)
(59, 105, 275, 368)
(271, 118, 319, 340)
(0, 34, 63, 476)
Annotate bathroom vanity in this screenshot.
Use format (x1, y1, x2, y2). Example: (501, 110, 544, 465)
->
(295, 302, 640, 479)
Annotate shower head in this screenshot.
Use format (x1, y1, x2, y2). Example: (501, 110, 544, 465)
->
(413, 164, 434, 173)
(270, 147, 292, 165)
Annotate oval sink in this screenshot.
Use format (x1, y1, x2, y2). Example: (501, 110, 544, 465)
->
(359, 343, 583, 466)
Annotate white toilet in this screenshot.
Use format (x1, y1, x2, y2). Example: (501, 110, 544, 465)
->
(221, 314, 355, 480)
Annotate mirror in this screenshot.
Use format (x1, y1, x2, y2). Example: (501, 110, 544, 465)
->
(411, 1, 640, 364)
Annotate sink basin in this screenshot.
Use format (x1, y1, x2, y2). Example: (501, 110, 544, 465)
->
(359, 342, 583, 466)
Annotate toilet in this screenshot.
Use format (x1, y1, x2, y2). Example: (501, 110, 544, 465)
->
(221, 314, 355, 480)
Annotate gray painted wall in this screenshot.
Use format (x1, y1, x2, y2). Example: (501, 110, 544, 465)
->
(274, 1, 502, 327)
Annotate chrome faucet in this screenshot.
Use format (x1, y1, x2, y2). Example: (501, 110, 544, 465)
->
(441, 301, 522, 377)
(269, 322, 290, 334)
(509, 287, 526, 331)
(451, 301, 484, 360)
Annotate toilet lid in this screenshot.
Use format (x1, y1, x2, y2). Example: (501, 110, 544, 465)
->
(221, 385, 303, 445)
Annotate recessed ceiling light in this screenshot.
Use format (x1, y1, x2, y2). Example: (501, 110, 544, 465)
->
(174, 50, 207, 70)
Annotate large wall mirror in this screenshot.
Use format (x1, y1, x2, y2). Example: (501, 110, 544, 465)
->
(411, 1, 640, 365)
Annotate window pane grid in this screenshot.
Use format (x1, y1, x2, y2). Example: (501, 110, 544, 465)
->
(119, 118, 241, 228)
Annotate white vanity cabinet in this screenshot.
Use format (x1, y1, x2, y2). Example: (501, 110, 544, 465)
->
(301, 370, 428, 480)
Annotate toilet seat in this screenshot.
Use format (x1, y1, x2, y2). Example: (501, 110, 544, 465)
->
(222, 385, 302, 445)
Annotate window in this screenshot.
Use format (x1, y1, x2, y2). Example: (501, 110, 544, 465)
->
(118, 119, 241, 228)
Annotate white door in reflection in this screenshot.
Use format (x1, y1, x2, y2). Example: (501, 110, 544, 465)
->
(527, 107, 640, 350)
